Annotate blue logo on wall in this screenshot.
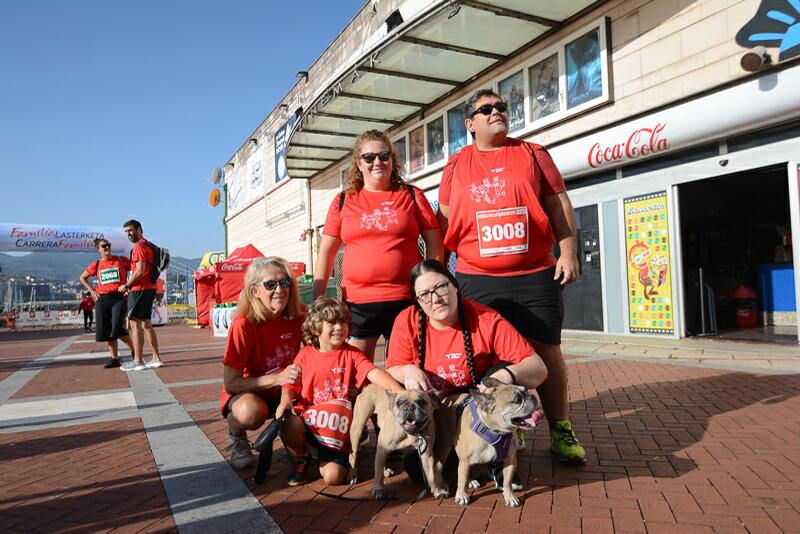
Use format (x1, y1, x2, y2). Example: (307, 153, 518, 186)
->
(736, 0, 800, 61)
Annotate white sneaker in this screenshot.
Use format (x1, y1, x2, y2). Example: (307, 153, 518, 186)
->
(121, 362, 147, 372)
(146, 360, 164, 368)
(227, 433, 256, 469)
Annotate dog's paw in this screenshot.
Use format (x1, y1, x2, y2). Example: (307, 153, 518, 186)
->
(467, 479, 481, 490)
(372, 488, 386, 500)
(383, 467, 395, 478)
(504, 493, 520, 507)
(432, 485, 449, 499)
(455, 492, 470, 506)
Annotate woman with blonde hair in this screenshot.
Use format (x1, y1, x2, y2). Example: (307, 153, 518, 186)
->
(219, 256, 305, 470)
(313, 129, 443, 361)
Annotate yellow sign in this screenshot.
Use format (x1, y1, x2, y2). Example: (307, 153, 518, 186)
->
(624, 192, 673, 334)
(199, 251, 226, 270)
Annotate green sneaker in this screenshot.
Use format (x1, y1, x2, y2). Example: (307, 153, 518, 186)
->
(549, 420, 586, 464)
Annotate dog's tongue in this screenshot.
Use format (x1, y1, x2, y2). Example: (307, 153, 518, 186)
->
(523, 409, 545, 427)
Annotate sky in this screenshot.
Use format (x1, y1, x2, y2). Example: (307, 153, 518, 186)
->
(0, 0, 367, 258)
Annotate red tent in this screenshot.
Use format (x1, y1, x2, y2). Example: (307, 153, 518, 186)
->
(193, 267, 216, 327)
(212, 244, 264, 304)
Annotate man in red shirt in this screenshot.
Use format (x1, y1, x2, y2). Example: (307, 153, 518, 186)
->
(120, 219, 163, 371)
(438, 89, 584, 464)
(78, 293, 95, 331)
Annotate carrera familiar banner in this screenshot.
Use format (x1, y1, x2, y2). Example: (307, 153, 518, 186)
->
(0, 224, 132, 254)
(624, 192, 674, 335)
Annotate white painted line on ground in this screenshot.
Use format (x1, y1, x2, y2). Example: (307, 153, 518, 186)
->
(0, 335, 81, 404)
(0, 390, 136, 421)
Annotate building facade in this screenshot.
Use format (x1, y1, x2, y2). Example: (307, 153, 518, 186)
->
(220, 0, 800, 343)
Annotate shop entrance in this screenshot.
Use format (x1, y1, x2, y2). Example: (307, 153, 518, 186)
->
(563, 204, 603, 331)
(678, 165, 796, 343)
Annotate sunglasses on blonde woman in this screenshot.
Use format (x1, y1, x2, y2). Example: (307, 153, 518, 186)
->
(262, 277, 292, 291)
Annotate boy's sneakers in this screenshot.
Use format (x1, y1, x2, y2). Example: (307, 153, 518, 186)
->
(104, 358, 121, 369)
(549, 420, 586, 464)
(287, 455, 308, 486)
(228, 432, 256, 470)
(146, 359, 164, 369)
(120, 361, 147, 372)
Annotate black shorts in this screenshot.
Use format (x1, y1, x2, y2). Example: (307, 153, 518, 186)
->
(127, 289, 156, 320)
(304, 428, 350, 467)
(221, 394, 281, 420)
(456, 267, 563, 345)
(95, 293, 128, 342)
(345, 299, 413, 340)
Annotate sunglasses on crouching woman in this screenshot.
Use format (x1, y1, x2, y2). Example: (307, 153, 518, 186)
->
(262, 277, 292, 291)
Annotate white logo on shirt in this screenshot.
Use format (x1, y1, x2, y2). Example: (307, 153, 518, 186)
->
(331, 367, 346, 373)
(360, 207, 399, 231)
(313, 377, 349, 404)
(436, 364, 467, 387)
(444, 352, 462, 360)
(265, 344, 292, 371)
(280, 333, 293, 340)
(470, 177, 506, 205)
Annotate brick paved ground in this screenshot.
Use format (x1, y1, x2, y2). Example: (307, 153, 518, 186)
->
(1, 325, 799, 533)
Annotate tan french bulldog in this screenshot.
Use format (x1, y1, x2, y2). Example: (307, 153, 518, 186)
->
(349, 384, 448, 500)
(451, 377, 537, 507)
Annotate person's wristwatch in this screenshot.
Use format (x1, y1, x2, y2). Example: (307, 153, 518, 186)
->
(121, 284, 128, 291)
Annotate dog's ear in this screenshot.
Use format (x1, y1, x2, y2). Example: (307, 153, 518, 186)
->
(470, 389, 496, 412)
(427, 389, 445, 408)
(481, 377, 503, 389)
(385, 390, 398, 407)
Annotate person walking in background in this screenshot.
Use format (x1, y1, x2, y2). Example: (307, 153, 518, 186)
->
(313, 129, 443, 361)
(80, 238, 135, 368)
(437, 89, 585, 464)
(120, 219, 163, 371)
(78, 292, 95, 331)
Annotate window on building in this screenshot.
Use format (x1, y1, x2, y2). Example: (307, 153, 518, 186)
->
(409, 126, 424, 174)
(447, 105, 468, 155)
(499, 71, 525, 132)
(426, 116, 445, 165)
(393, 136, 407, 173)
(529, 54, 560, 122)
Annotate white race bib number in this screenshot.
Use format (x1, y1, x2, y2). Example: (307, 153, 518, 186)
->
(99, 267, 121, 284)
(475, 206, 529, 257)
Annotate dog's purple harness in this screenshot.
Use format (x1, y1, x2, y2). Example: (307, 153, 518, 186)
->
(463, 398, 512, 462)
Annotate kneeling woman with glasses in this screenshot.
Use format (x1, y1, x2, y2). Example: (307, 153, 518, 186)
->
(313, 129, 443, 361)
(220, 257, 305, 470)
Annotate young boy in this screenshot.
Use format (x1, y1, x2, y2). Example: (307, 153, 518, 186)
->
(277, 297, 404, 486)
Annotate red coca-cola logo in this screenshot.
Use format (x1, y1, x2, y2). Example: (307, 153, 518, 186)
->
(587, 123, 669, 168)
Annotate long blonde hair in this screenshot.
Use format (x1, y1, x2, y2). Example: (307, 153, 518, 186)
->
(345, 129, 405, 194)
(236, 257, 303, 323)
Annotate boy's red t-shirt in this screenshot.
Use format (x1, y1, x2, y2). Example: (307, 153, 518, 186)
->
(86, 256, 131, 295)
(439, 140, 566, 276)
(219, 313, 304, 411)
(129, 239, 156, 291)
(387, 299, 532, 393)
(322, 185, 439, 303)
(283, 343, 376, 410)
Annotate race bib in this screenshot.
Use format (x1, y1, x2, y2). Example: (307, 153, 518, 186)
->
(99, 267, 121, 285)
(302, 398, 353, 453)
(475, 206, 529, 257)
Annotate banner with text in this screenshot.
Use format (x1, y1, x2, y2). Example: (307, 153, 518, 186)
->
(0, 224, 132, 254)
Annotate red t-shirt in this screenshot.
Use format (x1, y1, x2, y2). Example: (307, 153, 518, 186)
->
(387, 299, 532, 393)
(219, 313, 304, 410)
(129, 239, 156, 291)
(86, 256, 131, 295)
(283, 343, 376, 410)
(323, 185, 439, 303)
(439, 139, 566, 276)
(79, 296, 95, 311)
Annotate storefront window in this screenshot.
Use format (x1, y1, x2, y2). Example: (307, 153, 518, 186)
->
(529, 54, 560, 121)
(426, 117, 445, 165)
(393, 137, 407, 173)
(566, 29, 602, 109)
(447, 105, 467, 156)
(409, 126, 424, 174)
(498, 71, 525, 132)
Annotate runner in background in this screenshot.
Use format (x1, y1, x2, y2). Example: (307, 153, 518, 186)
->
(78, 292, 95, 331)
(79, 238, 134, 368)
(437, 89, 585, 464)
(313, 129, 442, 362)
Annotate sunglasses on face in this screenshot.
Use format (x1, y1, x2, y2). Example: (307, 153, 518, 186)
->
(99, 244, 111, 249)
(470, 102, 508, 117)
(262, 277, 292, 291)
(359, 150, 391, 164)
(415, 281, 451, 304)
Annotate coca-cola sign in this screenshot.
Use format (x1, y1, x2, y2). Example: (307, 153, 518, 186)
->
(587, 123, 669, 168)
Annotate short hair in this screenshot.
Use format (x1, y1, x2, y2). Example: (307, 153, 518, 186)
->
(235, 257, 303, 323)
(94, 238, 110, 250)
(123, 219, 142, 230)
(464, 89, 503, 139)
(302, 297, 352, 349)
(346, 129, 405, 194)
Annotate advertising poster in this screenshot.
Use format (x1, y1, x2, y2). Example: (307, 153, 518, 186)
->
(498, 71, 525, 132)
(393, 137, 407, 173)
(0, 224, 132, 254)
(566, 29, 602, 109)
(248, 150, 264, 199)
(447, 105, 467, 156)
(426, 117, 445, 165)
(226, 165, 243, 215)
(274, 113, 299, 182)
(624, 192, 673, 334)
(529, 54, 560, 121)
(409, 126, 424, 174)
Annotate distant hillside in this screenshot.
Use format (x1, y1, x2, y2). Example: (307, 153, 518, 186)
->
(0, 252, 203, 281)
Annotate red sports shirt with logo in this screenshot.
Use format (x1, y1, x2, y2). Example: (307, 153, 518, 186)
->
(86, 256, 131, 295)
(439, 139, 565, 276)
(323, 186, 439, 303)
(129, 239, 156, 290)
(386, 298, 532, 393)
(219, 314, 304, 410)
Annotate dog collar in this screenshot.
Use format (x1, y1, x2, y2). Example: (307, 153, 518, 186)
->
(467, 398, 512, 462)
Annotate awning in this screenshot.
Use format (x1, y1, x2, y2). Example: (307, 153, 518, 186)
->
(286, 0, 606, 180)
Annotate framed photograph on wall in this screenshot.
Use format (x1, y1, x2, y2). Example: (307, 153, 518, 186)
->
(426, 117, 445, 165)
(447, 105, 467, 156)
(393, 136, 407, 173)
(529, 54, 560, 121)
(409, 126, 424, 174)
(566, 29, 602, 109)
(498, 71, 525, 132)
